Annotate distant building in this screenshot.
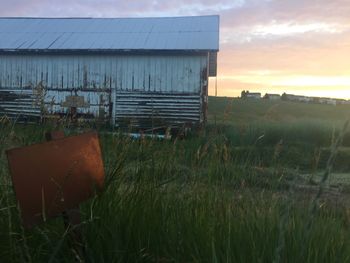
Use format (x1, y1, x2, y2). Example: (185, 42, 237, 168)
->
(281, 93, 311, 103)
(335, 99, 350, 105)
(263, 93, 281, 100)
(241, 90, 261, 99)
(247, 93, 261, 99)
(281, 93, 297, 101)
(319, 98, 336, 106)
(297, 96, 312, 103)
(311, 97, 320, 104)
(281, 92, 349, 106)
(336, 99, 346, 105)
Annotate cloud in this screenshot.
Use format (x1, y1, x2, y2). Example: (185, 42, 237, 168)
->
(221, 0, 350, 28)
(251, 22, 345, 36)
(1, 0, 349, 97)
(0, 0, 244, 17)
(218, 37, 350, 76)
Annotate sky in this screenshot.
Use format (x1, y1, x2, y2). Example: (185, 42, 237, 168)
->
(1, 0, 349, 99)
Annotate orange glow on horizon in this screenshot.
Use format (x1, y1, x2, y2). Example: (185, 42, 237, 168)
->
(209, 74, 350, 100)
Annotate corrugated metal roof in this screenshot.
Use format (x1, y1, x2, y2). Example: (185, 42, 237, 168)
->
(0, 16, 219, 52)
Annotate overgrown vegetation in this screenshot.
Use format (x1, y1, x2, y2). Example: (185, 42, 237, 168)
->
(1, 97, 350, 262)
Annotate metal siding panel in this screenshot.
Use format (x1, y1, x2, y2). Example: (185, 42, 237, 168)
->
(170, 58, 176, 92)
(145, 56, 150, 92)
(117, 57, 122, 91)
(184, 59, 193, 91)
(122, 57, 127, 91)
(112, 58, 117, 90)
(184, 58, 190, 93)
(179, 57, 185, 93)
(179, 57, 186, 92)
(192, 58, 198, 92)
(124, 57, 130, 91)
(154, 58, 160, 92)
(154, 57, 162, 92)
(141, 57, 147, 90)
(0, 55, 41, 120)
(128, 57, 133, 91)
(161, 57, 167, 92)
(63, 57, 68, 89)
(154, 58, 159, 92)
(3, 56, 7, 87)
(0, 56, 2, 87)
(150, 57, 156, 92)
(208, 52, 217, 77)
(133, 57, 138, 91)
(129, 57, 135, 91)
(134, 57, 141, 91)
(160, 57, 166, 92)
(7, 56, 12, 87)
(114, 91, 201, 129)
(165, 57, 171, 93)
(73, 56, 79, 90)
(90, 58, 100, 88)
(1, 54, 206, 126)
(187, 58, 192, 92)
(71, 57, 76, 90)
(89, 57, 94, 89)
(113, 54, 206, 128)
(4, 56, 9, 87)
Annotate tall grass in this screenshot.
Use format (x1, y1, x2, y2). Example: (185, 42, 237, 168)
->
(1, 119, 350, 262)
(1, 98, 350, 261)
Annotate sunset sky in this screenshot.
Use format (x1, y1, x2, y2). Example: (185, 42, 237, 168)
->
(1, 0, 349, 98)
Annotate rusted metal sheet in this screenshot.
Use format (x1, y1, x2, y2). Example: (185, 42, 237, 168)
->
(6, 132, 104, 228)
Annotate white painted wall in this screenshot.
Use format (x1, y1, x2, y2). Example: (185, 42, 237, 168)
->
(0, 53, 208, 126)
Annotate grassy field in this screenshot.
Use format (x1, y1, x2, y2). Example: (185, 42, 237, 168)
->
(1, 97, 350, 262)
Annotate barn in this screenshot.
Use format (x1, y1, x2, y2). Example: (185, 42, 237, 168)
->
(0, 15, 219, 129)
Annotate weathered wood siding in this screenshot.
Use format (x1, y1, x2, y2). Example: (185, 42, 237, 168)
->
(0, 54, 208, 127)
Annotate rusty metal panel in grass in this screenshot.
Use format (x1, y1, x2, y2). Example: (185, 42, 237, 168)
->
(6, 132, 104, 228)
